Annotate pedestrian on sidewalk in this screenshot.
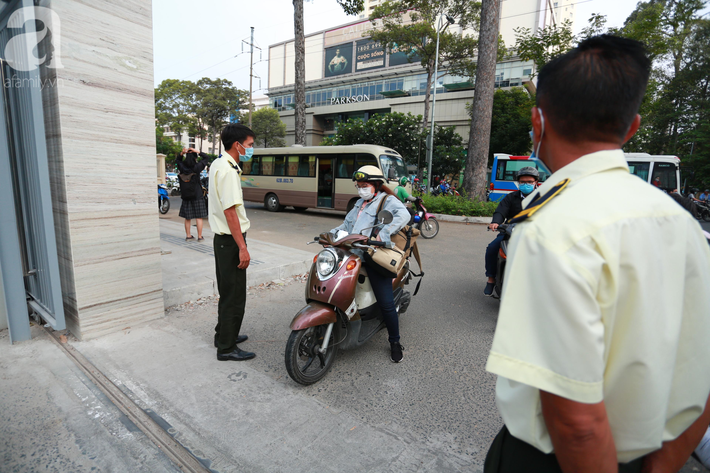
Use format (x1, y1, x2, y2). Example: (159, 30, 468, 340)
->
(208, 124, 256, 361)
(177, 148, 210, 241)
(484, 35, 710, 472)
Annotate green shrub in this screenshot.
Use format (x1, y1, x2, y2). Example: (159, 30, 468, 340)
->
(418, 193, 498, 217)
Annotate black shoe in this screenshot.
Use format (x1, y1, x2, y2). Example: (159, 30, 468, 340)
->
(217, 348, 256, 361)
(390, 342, 404, 363)
(214, 334, 248, 348)
(484, 282, 495, 297)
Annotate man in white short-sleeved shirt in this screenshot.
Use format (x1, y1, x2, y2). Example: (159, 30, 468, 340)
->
(484, 35, 710, 473)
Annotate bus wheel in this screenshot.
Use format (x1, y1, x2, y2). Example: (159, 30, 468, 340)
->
(346, 198, 358, 213)
(265, 194, 284, 212)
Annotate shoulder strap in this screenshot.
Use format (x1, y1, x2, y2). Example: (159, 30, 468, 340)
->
(410, 242, 424, 296)
(374, 193, 390, 224)
(508, 178, 570, 224)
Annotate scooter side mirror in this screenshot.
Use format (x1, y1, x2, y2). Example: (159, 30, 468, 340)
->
(377, 210, 394, 225)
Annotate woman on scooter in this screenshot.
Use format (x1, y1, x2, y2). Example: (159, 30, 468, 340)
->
(330, 165, 410, 363)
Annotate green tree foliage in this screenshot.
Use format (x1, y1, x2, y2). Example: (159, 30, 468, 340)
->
(155, 79, 197, 142)
(368, 0, 482, 131)
(251, 108, 287, 148)
(466, 87, 535, 164)
(321, 112, 466, 177)
(155, 127, 183, 163)
(512, 20, 575, 76)
(511, 1, 710, 188)
(194, 78, 247, 153)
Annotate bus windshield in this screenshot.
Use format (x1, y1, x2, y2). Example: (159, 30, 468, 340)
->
(379, 155, 407, 180)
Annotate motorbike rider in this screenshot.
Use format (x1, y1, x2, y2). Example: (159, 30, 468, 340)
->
(484, 166, 539, 296)
(395, 176, 417, 203)
(330, 165, 410, 363)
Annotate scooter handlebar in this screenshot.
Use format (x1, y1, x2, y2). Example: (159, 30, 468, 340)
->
(367, 240, 387, 247)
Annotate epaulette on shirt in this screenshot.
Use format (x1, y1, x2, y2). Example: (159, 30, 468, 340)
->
(508, 178, 570, 224)
(229, 161, 242, 174)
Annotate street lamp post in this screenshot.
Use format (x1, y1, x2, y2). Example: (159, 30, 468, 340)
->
(426, 14, 455, 192)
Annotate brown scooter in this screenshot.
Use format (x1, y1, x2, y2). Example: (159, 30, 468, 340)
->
(285, 211, 417, 385)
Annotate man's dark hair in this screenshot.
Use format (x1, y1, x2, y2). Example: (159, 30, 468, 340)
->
(184, 152, 197, 168)
(536, 35, 651, 142)
(221, 123, 255, 152)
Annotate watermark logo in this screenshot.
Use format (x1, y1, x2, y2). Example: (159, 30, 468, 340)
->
(4, 6, 63, 72)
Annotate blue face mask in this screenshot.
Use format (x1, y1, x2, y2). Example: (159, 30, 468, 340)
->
(238, 143, 254, 162)
(519, 183, 535, 195)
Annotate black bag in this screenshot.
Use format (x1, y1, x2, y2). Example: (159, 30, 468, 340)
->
(178, 172, 199, 201)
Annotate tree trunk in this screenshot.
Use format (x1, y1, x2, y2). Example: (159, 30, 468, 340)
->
(293, 0, 306, 145)
(211, 123, 218, 154)
(464, 0, 501, 201)
(422, 62, 435, 133)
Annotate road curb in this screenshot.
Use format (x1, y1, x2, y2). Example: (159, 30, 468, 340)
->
(162, 258, 312, 308)
(432, 214, 490, 224)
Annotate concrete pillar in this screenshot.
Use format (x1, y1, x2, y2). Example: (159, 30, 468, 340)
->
(41, 0, 164, 340)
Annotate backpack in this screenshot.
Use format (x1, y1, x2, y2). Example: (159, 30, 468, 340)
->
(178, 172, 199, 200)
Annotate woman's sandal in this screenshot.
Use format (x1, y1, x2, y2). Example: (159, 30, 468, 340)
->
(197, 237, 204, 241)
(185, 236, 194, 241)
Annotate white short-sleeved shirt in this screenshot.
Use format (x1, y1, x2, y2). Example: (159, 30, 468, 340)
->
(208, 154, 250, 234)
(486, 149, 710, 463)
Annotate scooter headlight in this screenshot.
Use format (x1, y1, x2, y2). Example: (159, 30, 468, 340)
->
(315, 249, 338, 280)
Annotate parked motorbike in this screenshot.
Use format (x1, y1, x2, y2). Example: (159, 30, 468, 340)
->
(490, 223, 515, 299)
(158, 184, 170, 214)
(412, 199, 439, 239)
(285, 211, 416, 385)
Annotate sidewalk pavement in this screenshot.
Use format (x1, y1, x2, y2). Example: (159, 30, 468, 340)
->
(159, 219, 314, 307)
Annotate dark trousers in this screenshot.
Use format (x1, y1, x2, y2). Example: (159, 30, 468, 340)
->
(484, 426, 643, 473)
(367, 266, 400, 343)
(214, 233, 247, 354)
(485, 233, 505, 278)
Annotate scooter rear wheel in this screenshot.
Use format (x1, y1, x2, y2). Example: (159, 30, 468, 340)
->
(419, 218, 439, 239)
(159, 198, 170, 214)
(285, 325, 338, 385)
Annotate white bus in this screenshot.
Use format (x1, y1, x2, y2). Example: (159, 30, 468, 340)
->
(241, 145, 409, 212)
(624, 153, 681, 192)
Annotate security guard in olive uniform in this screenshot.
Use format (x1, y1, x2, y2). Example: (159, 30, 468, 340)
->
(484, 36, 710, 472)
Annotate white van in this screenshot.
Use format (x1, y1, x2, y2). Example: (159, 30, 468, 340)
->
(624, 153, 681, 192)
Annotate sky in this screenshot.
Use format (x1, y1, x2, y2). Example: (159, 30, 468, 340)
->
(151, 0, 651, 96)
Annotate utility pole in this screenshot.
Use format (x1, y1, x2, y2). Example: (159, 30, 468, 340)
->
(249, 27, 254, 128)
(241, 28, 261, 128)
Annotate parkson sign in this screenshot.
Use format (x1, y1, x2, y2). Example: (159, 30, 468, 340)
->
(330, 94, 370, 105)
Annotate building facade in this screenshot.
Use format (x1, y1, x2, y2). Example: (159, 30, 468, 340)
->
(266, 1, 567, 149)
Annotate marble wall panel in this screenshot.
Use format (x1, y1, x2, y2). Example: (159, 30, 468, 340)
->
(43, 0, 163, 340)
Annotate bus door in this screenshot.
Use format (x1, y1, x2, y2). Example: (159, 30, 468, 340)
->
(650, 162, 680, 192)
(317, 157, 334, 208)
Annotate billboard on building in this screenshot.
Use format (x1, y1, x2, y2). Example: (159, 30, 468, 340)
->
(324, 44, 353, 78)
(388, 43, 421, 67)
(355, 39, 386, 72)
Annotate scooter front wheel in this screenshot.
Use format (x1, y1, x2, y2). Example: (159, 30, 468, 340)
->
(285, 325, 338, 385)
(419, 218, 439, 239)
(159, 197, 170, 214)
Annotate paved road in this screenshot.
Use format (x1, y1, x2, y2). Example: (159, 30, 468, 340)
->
(159, 197, 707, 472)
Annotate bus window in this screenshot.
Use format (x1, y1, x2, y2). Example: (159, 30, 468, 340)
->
(356, 153, 377, 169)
(261, 156, 274, 175)
(628, 162, 650, 182)
(242, 156, 260, 175)
(379, 155, 407, 179)
(318, 158, 334, 208)
(651, 163, 676, 191)
(287, 156, 299, 176)
(336, 154, 356, 178)
(274, 156, 286, 176)
(295, 156, 315, 177)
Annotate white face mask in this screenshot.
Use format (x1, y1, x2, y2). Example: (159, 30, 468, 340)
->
(358, 185, 375, 201)
(531, 107, 552, 175)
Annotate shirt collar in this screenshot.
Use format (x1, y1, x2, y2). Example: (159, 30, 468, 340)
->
(224, 153, 241, 172)
(523, 149, 629, 207)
